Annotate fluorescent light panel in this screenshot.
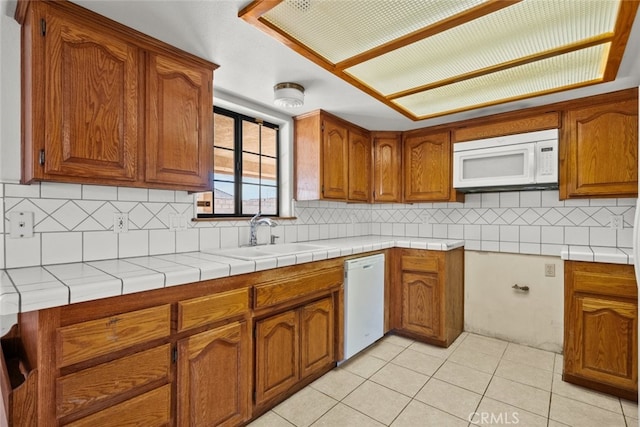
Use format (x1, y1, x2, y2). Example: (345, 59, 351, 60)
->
(248, 0, 632, 120)
(262, 0, 488, 63)
(394, 44, 609, 118)
(345, 0, 619, 96)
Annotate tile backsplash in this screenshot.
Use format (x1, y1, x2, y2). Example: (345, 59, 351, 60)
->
(0, 182, 635, 269)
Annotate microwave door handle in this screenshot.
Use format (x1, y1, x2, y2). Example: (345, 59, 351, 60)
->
(527, 145, 536, 183)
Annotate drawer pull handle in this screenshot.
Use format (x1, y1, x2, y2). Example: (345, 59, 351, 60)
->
(512, 284, 529, 292)
(106, 317, 121, 326)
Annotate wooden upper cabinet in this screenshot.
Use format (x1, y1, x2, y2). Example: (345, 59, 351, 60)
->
(26, 4, 139, 183)
(348, 128, 371, 202)
(372, 132, 402, 203)
(403, 130, 452, 202)
(17, 0, 216, 191)
(145, 52, 212, 190)
(294, 110, 370, 201)
(560, 90, 638, 199)
(322, 117, 349, 200)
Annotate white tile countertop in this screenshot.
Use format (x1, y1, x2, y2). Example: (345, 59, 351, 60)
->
(0, 236, 464, 318)
(560, 245, 634, 265)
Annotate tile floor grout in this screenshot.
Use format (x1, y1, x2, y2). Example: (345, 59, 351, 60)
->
(250, 332, 638, 427)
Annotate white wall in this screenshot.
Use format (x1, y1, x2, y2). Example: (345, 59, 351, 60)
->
(1, 0, 22, 184)
(464, 251, 564, 353)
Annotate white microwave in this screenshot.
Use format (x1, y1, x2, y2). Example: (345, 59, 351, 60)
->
(453, 129, 558, 192)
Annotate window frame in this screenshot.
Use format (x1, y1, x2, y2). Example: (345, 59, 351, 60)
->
(198, 106, 280, 218)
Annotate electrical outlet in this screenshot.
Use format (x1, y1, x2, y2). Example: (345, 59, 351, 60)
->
(9, 211, 34, 238)
(423, 213, 430, 224)
(544, 263, 555, 277)
(113, 213, 128, 233)
(610, 215, 624, 230)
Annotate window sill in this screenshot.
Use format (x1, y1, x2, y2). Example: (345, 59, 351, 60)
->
(191, 216, 297, 222)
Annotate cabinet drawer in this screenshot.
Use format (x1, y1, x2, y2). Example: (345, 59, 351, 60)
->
(254, 267, 342, 309)
(63, 384, 171, 427)
(178, 288, 249, 331)
(401, 251, 440, 273)
(57, 344, 171, 418)
(57, 305, 171, 367)
(567, 262, 637, 299)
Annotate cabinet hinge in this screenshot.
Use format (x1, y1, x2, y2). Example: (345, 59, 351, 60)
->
(172, 346, 178, 363)
(40, 19, 46, 36)
(321, 123, 324, 132)
(39, 150, 45, 166)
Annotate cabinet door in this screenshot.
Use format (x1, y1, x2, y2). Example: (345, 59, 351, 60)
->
(401, 272, 441, 339)
(177, 321, 250, 427)
(372, 133, 402, 202)
(146, 52, 213, 190)
(42, 9, 139, 182)
(562, 98, 638, 198)
(568, 296, 637, 391)
(322, 118, 349, 200)
(348, 128, 371, 202)
(300, 298, 334, 378)
(255, 310, 299, 406)
(403, 130, 451, 202)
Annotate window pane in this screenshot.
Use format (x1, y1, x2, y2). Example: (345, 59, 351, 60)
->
(243, 121, 260, 154)
(241, 184, 260, 215)
(214, 147, 234, 177)
(260, 186, 278, 215)
(214, 113, 235, 149)
(261, 156, 277, 183)
(213, 181, 235, 214)
(242, 153, 261, 183)
(262, 126, 277, 157)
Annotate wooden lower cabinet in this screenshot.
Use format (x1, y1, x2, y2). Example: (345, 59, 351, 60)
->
(1, 258, 346, 426)
(177, 321, 250, 427)
(564, 261, 638, 400)
(63, 385, 172, 427)
(392, 248, 464, 347)
(300, 298, 335, 379)
(255, 297, 335, 408)
(255, 310, 300, 406)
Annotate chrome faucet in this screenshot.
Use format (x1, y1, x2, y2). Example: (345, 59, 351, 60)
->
(249, 212, 277, 246)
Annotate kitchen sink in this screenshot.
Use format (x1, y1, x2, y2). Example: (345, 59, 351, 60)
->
(202, 243, 330, 260)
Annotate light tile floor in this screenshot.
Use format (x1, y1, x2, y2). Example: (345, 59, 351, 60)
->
(248, 332, 639, 427)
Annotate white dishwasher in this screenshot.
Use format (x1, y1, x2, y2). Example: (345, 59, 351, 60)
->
(342, 253, 385, 361)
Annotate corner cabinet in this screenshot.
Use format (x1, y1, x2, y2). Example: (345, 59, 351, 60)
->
(564, 261, 638, 400)
(403, 129, 460, 203)
(294, 110, 370, 202)
(16, 0, 216, 191)
(560, 88, 638, 199)
(372, 132, 402, 203)
(391, 248, 464, 347)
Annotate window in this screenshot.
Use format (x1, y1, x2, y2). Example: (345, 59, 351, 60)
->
(197, 107, 280, 218)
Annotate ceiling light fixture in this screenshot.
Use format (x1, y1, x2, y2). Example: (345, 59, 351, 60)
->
(274, 82, 305, 108)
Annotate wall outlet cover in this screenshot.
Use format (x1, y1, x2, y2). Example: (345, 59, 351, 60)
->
(9, 211, 34, 238)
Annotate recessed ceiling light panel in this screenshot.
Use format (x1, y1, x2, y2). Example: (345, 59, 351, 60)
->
(393, 44, 609, 118)
(345, 0, 619, 96)
(262, 0, 488, 63)
(240, 0, 637, 120)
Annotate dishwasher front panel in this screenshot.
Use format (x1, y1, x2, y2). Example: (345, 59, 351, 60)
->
(343, 254, 385, 361)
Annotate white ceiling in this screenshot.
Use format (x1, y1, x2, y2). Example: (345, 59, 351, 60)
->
(27, 1, 640, 131)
